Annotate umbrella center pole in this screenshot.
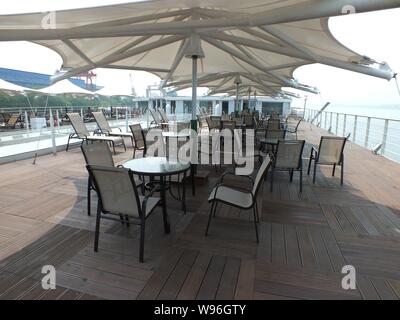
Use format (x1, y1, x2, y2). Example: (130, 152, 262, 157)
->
(191, 55, 198, 132)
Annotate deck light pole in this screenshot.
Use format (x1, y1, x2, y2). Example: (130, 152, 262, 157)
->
(234, 75, 242, 116)
(184, 33, 204, 133)
(247, 86, 251, 112)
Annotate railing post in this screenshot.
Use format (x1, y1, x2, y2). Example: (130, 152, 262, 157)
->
(329, 112, 333, 132)
(24, 110, 29, 131)
(365, 117, 371, 148)
(381, 119, 389, 155)
(353, 115, 358, 142)
(342, 114, 347, 137)
(56, 110, 60, 127)
(125, 108, 129, 132)
(324, 111, 327, 129)
(335, 113, 339, 135)
(49, 109, 57, 156)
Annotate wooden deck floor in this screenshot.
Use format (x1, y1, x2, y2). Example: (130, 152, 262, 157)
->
(0, 122, 400, 300)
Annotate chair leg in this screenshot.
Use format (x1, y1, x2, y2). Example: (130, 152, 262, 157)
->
(205, 201, 217, 236)
(182, 173, 187, 215)
(340, 158, 344, 186)
(66, 134, 71, 152)
(123, 139, 127, 152)
(87, 177, 91, 216)
(212, 201, 219, 217)
(252, 206, 259, 243)
(112, 142, 116, 155)
(191, 168, 195, 196)
(332, 164, 336, 177)
(133, 148, 136, 159)
(139, 218, 145, 263)
(300, 168, 303, 193)
(290, 169, 294, 182)
(94, 201, 101, 252)
(313, 161, 317, 184)
(307, 156, 312, 175)
(255, 200, 260, 223)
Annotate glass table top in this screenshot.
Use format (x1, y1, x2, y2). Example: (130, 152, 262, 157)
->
(123, 157, 190, 175)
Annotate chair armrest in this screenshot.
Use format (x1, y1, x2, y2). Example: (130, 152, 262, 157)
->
(310, 145, 318, 159)
(219, 170, 254, 190)
(77, 132, 88, 139)
(219, 169, 235, 183)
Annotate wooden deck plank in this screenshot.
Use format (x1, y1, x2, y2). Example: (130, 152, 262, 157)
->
(216, 257, 241, 300)
(177, 252, 212, 300)
(196, 255, 226, 300)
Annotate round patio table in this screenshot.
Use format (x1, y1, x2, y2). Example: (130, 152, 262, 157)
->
(123, 157, 191, 233)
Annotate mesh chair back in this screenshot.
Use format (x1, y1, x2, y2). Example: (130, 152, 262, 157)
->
(149, 109, 161, 125)
(221, 114, 230, 121)
(318, 136, 346, 164)
(274, 140, 305, 169)
(81, 142, 114, 167)
(92, 111, 112, 133)
(233, 117, 242, 126)
(8, 114, 20, 126)
(158, 109, 168, 123)
(205, 117, 212, 130)
(266, 129, 286, 139)
(243, 114, 253, 126)
(67, 113, 90, 138)
(129, 124, 146, 150)
(210, 116, 221, 129)
(252, 155, 272, 196)
(222, 120, 235, 131)
(268, 118, 280, 130)
(87, 165, 141, 217)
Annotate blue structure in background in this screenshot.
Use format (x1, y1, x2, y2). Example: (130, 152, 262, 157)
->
(0, 67, 90, 89)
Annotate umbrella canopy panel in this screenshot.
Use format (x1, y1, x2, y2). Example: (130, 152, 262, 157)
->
(0, 0, 396, 94)
(38, 79, 94, 96)
(95, 86, 133, 97)
(0, 78, 39, 94)
(166, 72, 319, 97)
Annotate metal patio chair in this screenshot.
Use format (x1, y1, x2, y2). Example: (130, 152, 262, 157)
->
(270, 140, 305, 192)
(149, 108, 168, 129)
(286, 118, 302, 139)
(92, 111, 133, 146)
(205, 155, 272, 243)
(66, 113, 126, 154)
(81, 142, 144, 216)
(86, 165, 161, 262)
(130, 123, 147, 158)
(308, 136, 347, 185)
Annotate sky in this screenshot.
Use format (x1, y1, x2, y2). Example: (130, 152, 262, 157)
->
(0, 1, 399, 106)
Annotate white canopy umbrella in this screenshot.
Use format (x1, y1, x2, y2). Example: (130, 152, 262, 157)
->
(0, 0, 397, 125)
(0, 78, 39, 95)
(38, 79, 94, 96)
(95, 86, 133, 97)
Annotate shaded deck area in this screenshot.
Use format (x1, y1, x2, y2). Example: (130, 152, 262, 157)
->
(0, 122, 400, 300)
